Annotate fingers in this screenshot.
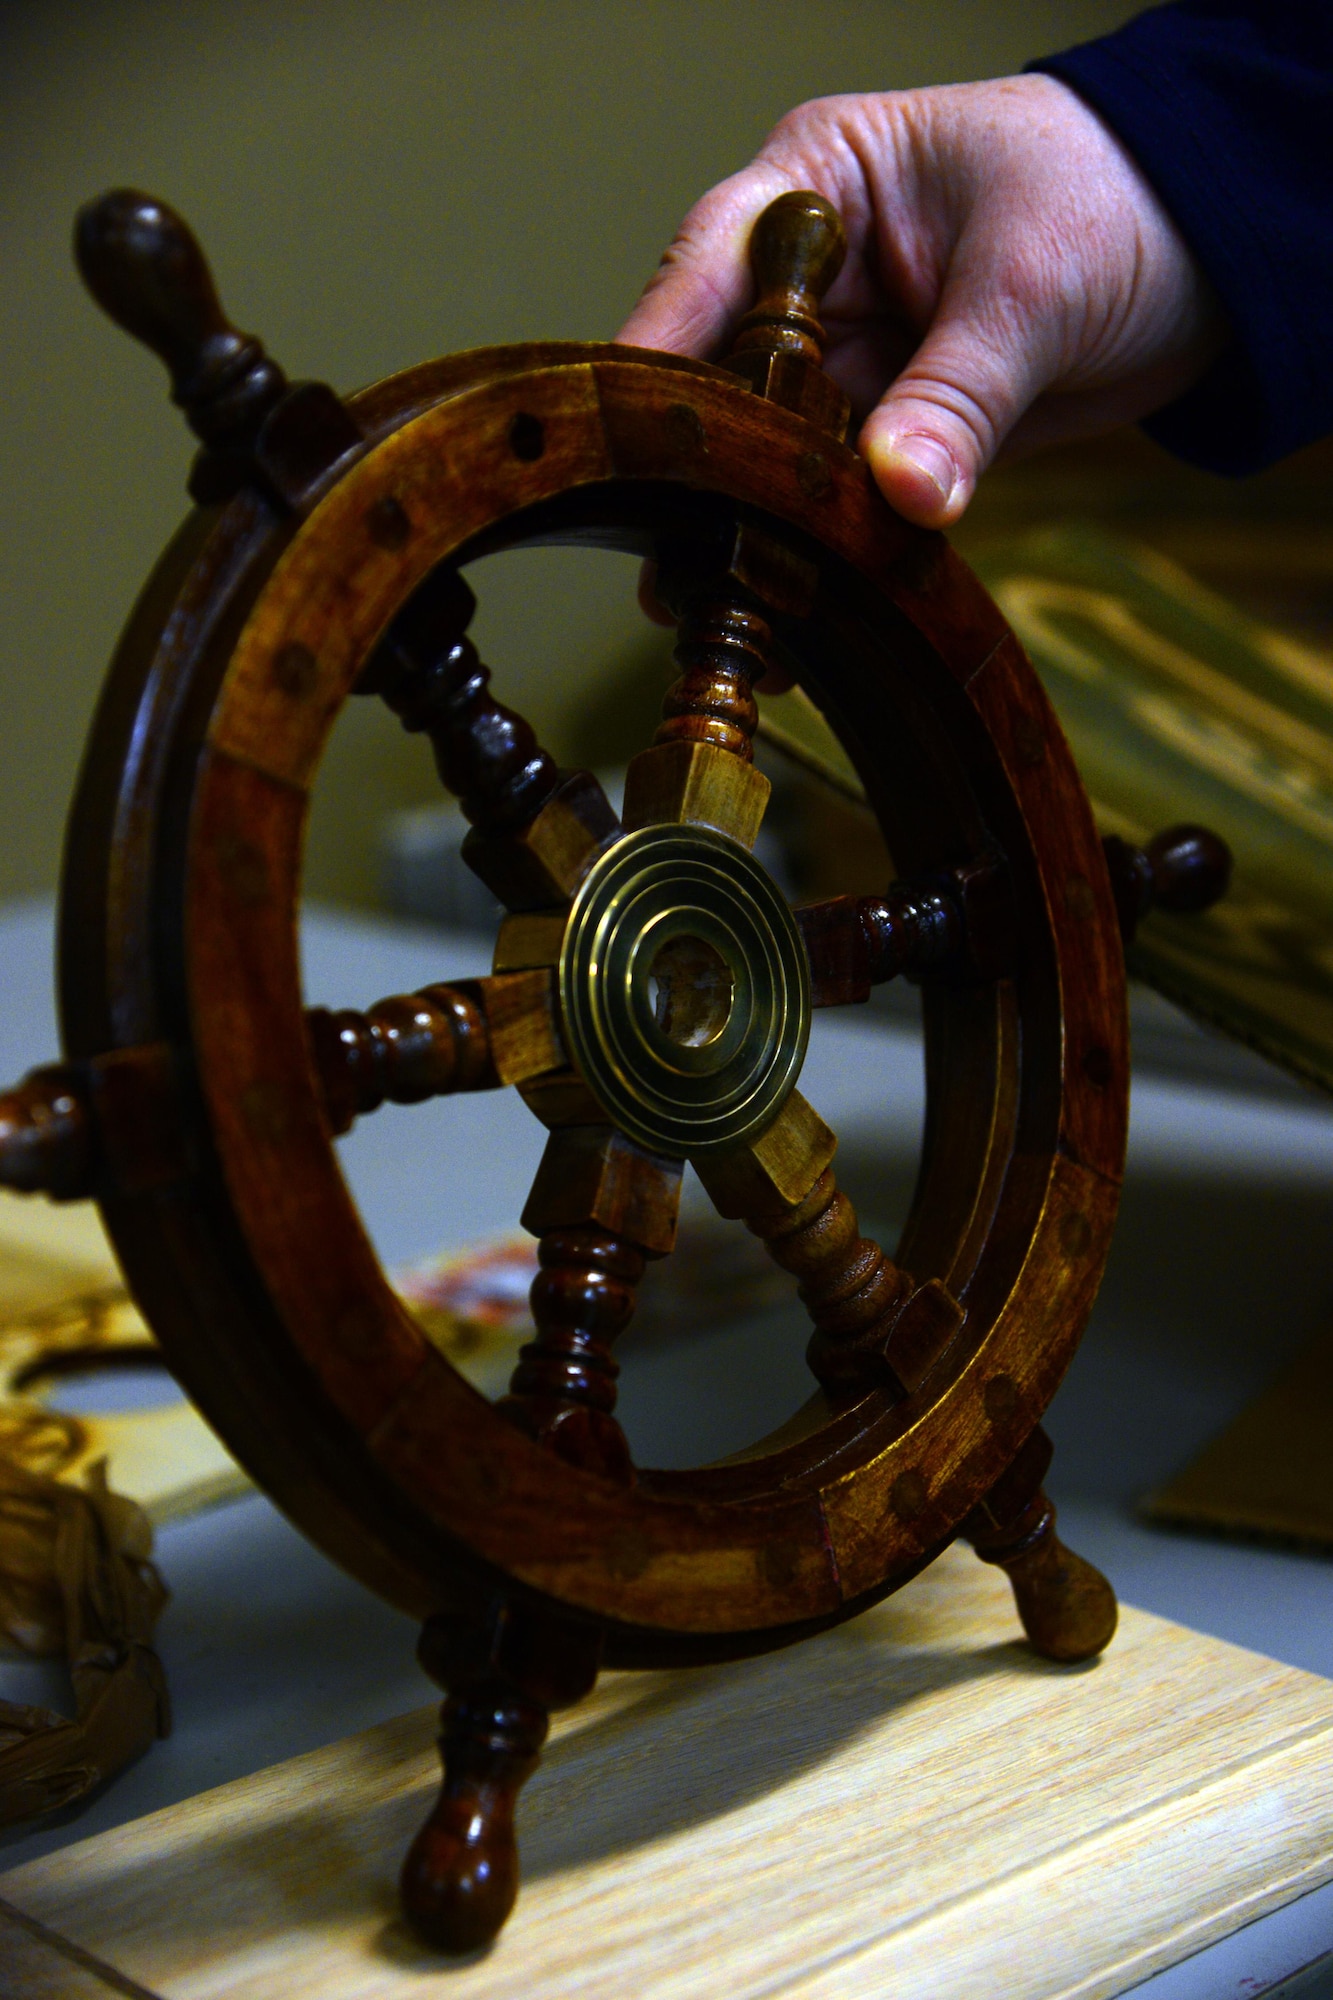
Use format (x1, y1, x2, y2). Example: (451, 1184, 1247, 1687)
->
(617, 166, 796, 357)
(858, 267, 1057, 527)
(616, 99, 875, 357)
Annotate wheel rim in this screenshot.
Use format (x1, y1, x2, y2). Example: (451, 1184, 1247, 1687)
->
(60, 346, 1128, 1647)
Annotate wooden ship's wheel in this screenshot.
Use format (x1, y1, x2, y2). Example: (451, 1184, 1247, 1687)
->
(0, 188, 1230, 1949)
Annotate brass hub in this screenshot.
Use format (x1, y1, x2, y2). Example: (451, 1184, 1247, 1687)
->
(558, 823, 810, 1158)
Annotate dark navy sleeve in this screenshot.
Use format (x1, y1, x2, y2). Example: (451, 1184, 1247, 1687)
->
(1027, 4, 1333, 474)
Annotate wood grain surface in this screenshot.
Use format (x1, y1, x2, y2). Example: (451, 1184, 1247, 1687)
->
(4, 1541, 1331, 2000)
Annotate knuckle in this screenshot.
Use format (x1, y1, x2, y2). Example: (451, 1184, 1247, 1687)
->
(888, 377, 1000, 467)
(766, 93, 838, 147)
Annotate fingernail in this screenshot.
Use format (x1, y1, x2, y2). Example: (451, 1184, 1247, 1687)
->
(883, 433, 956, 506)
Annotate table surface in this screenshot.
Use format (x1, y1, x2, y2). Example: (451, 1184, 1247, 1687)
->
(3, 896, 1333, 1998)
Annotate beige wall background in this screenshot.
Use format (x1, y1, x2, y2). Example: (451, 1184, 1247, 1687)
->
(0, 0, 1137, 908)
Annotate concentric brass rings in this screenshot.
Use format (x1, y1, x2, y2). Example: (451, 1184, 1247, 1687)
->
(558, 824, 810, 1157)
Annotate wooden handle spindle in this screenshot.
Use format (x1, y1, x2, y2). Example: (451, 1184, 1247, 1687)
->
(963, 1428, 1117, 1663)
(730, 190, 846, 366)
(643, 196, 853, 767)
(364, 568, 561, 834)
(797, 887, 965, 1007)
(363, 566, 618, 910)
(0, 1065, 93, 1200)
(306, 984, 497, 1135)
(653, 595, 772, 763)
(75, 188, 361, 505)
(75, 190, 287, 448)
(724, 190, 851, 436)
(1102, 824, 1232, 946)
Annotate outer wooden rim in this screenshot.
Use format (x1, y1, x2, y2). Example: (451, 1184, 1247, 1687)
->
(59, 343, 1128, 1652)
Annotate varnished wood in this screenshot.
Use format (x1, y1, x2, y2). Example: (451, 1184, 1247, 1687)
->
(0, 1047, 189, 1203)
(736, 1165, 963, 1398)
(520, 1126, 682, 1251)
(499, 1228, 644, 1484)
(403, 1598, 600, 1953)
(0, 1068, 92, 1200)
(459, 971, 566, 1087)
(1103, 823, 1234, 945)
(798, 856, 1017, 1008)
(75, 190, 287, 449)
(724, 189, 852, 440)
(365, 565, 619, 909)
(755, 1167, 914, 1394)
(693, 1094, 960, 1397)
(75, 189, 361, 507)
(365, 567, 558, 830)
(692, 1088, 837, 1221)
(305, 984, 497, 1135)
(504, 1126, 682, 1477)
(621, 739, 771, 848)
(730, 189, 845, 365)
(962, 1428, 1117, 1663)
(651, 522, 820, 766)
(654, 598, 769, 762)
(468, 771, 618, 913)
(0, 185, 1188, 1948)
(411, 1104, 685, 1924)
(797, 886, 961, 1006)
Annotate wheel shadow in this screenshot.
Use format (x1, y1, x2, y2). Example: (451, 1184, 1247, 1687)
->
(518, 1624, 1064, 1884)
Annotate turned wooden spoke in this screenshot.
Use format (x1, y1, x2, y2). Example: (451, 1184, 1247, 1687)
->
(694, 1090, 962, 1399)
(797, 888, 962, 1007)
(620, 200, 852, 838)
(363, 566, 557, 832)
(757, 1167, 916, 1395)
(306, 970, 567, 1135)
(653, 593, 771, 763)
(359, 565, 619, 912)
(2, 967, 568, 1195)
(0, 1045, 188, 1203)
(798, 857, 1016, 1006)
(498, 1227, 644, 1484)
(640, 191, 848, 767)
(624, 521, 827, 846)
(494, 1126, 683, 1481)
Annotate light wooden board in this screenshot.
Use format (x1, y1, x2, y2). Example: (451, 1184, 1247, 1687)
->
(3, 1541, 1333, 2000)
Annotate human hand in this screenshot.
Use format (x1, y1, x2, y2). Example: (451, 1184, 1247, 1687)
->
(617, 76, 1224, 527)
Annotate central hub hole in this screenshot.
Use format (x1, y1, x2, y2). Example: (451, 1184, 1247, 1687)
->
(649, 935, 734, 1048)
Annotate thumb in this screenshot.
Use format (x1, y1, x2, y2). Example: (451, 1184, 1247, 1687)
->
(858, 283, 1051, 528)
